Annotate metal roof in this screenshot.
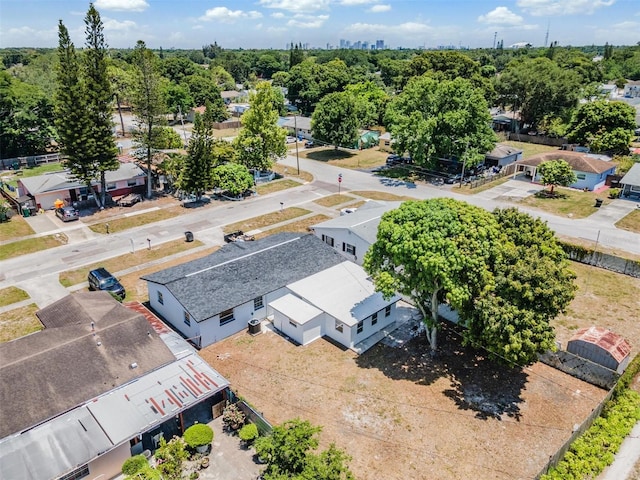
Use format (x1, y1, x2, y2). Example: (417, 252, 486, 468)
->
(620, 163, 640, 187)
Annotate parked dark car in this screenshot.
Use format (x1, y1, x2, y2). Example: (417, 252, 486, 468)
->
(386, 154, 402, 166)
(88, 267, 126, 300)
(55, 206, 79, 222)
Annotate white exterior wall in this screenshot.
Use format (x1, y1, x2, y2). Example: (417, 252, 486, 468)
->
(324, 315, 352, 347)
(147, 283, 202, 344)
(313, 227, 370, 266)
(87, 441, 130, 480)
(301, 313, 325, 345)
(343, 302, 397, 349)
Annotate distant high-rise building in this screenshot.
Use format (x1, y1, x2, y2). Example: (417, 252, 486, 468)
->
(353, 40, 362, 49)
(340, 39, 347, 48)
(362, 41, 369, 50)
(376, 39, 384, 50)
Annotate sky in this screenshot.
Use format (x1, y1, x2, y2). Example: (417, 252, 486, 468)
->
(1, 0, 639, 51)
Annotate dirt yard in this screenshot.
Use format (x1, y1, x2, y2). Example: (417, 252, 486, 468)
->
(201, 320, 607, 480)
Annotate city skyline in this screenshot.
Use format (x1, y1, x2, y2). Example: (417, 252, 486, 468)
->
(1, 0, 639, 51)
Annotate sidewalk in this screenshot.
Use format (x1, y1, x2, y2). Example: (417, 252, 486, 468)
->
(598, 420, 640, 480)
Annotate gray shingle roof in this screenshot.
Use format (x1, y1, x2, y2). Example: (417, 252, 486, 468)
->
(142, 233, 345, 321)
(0, 291, 175, 438)
(620, 163, 640, 187)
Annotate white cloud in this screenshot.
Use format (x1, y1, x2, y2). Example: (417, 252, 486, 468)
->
(478, 7, 523, 25)
(287, 14, 329, 28)
(259, 0, 330, 13)
(200, 7, 262, 22)
(102, 18, 137, 32)
(369, 4, 391, 13)
(267, 26, 288, 33)
(517, 0, 615, 16)
(94, 0, 149, 12)
(346, 21, 432, 35)
(339, 0, 373, 4)
(271, 12, 286, 18)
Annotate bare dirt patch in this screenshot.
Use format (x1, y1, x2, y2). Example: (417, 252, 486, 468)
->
(201, 324, 607, 480)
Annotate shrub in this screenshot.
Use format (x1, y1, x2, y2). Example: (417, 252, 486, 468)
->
(608, 188, 620, 199)
(239, 423, 259, 443)
(183, 423, 214, 448)
(122, 454, 148, 476)
(222, 402, 246, 431)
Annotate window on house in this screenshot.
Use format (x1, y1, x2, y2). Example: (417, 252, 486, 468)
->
(289, 320, 297, 328)
(357, 321, 364, 334)
(576, 173, 586, 180)
(385, 305, 391, 317)
(157, 291, 163, 305)
(335, 320, 343, 333)
(106, 182, 117, 191)
(322, 234, 334, 247)
(631, 186, 640, 193)
(220, 308, 234, 326)
(371, 312, 378, 325)
(254, 296, 264, 310)
(58, 465, 90, 480)
(343, 243, 356, 255)
(127, 179, 137, 187)
(184, 311, 191, 326)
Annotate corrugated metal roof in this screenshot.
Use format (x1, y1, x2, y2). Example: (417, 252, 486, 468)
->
(569, 326, 632, 363)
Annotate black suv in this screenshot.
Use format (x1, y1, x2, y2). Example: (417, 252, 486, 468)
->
(88, 268, 126, 300)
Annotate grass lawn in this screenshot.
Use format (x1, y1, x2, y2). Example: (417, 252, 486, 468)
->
(517, 187, 612, 219)
(87, 207, 181, 234)
(0, 304, 42, 343)
(256, 179, 303, 196)
(501, 140, 561, 159)
(0, 286, 29, 307)
(223, 207, 311, 234)
(0, 234, 68, 261)
(2, 162, 65, 190)
(0, 215, 35, 242)
(271, 163, 313, 183)
(212, 128, 239, 138)
(615, 208, 640, 233)
(314, 194, 355, 207)
(350, 190, 417, 202)
(297, 146, 388, 169)
(59, 238, 205, 288)
(254, 214, 330, 239)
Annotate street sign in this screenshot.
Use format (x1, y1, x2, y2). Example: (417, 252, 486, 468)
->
(338, 174, 342, 183)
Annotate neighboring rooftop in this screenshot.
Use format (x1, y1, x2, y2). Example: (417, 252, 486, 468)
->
(142, 233, 345, 321)
(514, 151, 615, 174)
(620, 163, 640, 186)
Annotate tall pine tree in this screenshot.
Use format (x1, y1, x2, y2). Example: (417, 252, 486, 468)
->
(54, 21, 95, 201)
(179, 103, 215, 201)
(130, 40, 166, 199)
(83, 3, 118, 208)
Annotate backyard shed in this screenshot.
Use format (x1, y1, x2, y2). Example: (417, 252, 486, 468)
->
(567, 326, 632, 374)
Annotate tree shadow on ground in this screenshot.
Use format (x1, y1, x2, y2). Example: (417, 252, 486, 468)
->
(305, 149, 354, 162)
(356, 323, 527, 420)
(379, 177, 417, 189)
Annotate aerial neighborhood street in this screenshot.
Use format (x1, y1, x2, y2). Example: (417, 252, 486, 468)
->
(2, 2, 640, 480)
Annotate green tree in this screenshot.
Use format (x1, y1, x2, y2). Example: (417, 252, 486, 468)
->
(566, 100, 636, 154)
(234, 82, 286, 171)
(83, 4, 119, 208)
(344, 81, 389, 128)
(107, 64, 133, 138)
(463, 208, 576, 366)
(54, 21, 95, 199)
(255, 419, 321, 476)
(154, 436, 188, 480)
(212, 163, 254, 196)
(496, 57, 581, 130)
(164, 83, 194, 121)
(289, 43, 304, 68)
(384, 76, 496, 169)
(538, 159, 577, 194)
(300, 444, 354, 480)
(209, 65, 236, 90)
(257, 53, 284, 78)
(130, 40, 166, 199)
(311, 92, 359, 149)
(179, 107, 215, 200)
(364, 199, 501, 355)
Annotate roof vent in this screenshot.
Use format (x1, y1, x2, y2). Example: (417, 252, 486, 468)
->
(130, 362, 138, 369)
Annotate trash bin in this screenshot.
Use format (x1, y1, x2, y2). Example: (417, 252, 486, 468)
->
(185, 231, 194, 242)
(594, 199, 603, 208)
(248, 319, 261, 335)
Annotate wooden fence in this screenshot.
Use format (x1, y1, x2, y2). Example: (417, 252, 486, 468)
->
(1, 153, 61, 170)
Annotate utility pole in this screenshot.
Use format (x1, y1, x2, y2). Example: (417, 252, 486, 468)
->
(294, 114, 300, 175)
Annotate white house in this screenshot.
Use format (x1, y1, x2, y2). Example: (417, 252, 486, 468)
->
(280, 115, 312, 140)
(619, 163, 640, 199)
(271, 261, 400, 349)
(143, 233, 401, 351)
(311, 200, 401, 265)
(17, 161, 146, 210)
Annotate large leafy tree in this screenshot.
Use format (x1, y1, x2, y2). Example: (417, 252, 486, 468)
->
(234, 81, 286, 171)
(344, 81, 389, 128)
(496, 57, 581, 130)
(83, 4, 119, 208)
(384, 76, 496, 168)
(54, 21, 95, 198)
(463, 208, 577, 366)
(312, 91, 359, 149)
(255, 419, 354, 480)
(364, 199, 501, 355)
(211, 163, 254, 197)
(179, 106, 215, 201)
(130, 40, 166, 199)
(538, 159, 577, 194)
(566, 100, 636, 154)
